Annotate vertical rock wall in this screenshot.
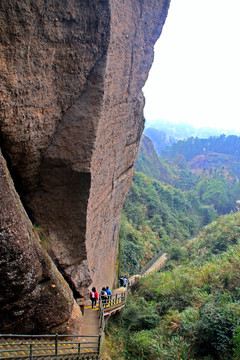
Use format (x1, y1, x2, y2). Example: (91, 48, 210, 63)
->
(86, 0, 171, 290)
(0, 0, 170, 332)
(0, 149, 81, 334)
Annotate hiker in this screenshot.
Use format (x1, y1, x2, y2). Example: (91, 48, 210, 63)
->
(123, 275, 128, 287)
(90, 287, 98, 309)
(120, 276, 124, 286)
(106, 286, 112, 298)
(101, 287, 108, 303)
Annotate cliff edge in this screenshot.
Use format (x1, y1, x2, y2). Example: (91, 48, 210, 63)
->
(0, 0, 170, 333)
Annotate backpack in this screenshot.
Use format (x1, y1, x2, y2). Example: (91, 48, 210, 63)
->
(101, 290, 107, 298)
(90, 291, 95, 299)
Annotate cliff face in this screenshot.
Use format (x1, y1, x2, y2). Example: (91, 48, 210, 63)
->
(0, 149, 81, 334)
(0, 0, 170, 333)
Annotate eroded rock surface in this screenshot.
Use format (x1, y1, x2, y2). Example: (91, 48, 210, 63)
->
(0, 0, 170, 332)
(0, 150, 81, 333)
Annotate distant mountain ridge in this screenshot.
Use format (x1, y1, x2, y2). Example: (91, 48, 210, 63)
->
(145, 119, 240, 139)
(134, 135, 175, 184)
(144, 128, 176, 155)
(144, 121, 240, 155)
(163, 135, 240, 161)
(162, 134, 240, 178)
(189, 153, 234, 172)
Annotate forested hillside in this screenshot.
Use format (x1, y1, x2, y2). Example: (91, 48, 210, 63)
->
(144, 127, 176, 155)
(144, 122, 240, 155)
(119, 171, 217, 276)
(119, 134, 240, 276)
(162, 135, 240, 179)
(136, 135, 240, 214)
(163, 135, 240, 161)
(110, 131, 240, 359)
(108, 212, 240, 360)
(134, 135, 175, 184)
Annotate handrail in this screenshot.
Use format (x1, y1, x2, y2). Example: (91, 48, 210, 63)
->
(0, 290, 128, 359)
(0, 334, 99, 360)
(100, 291, 127, 310)
(98, 300, 105, 356)
(99, 298, 105, 332)
(140, 250, 165, 275)
(1, 250, 167, 360)
(0, 334, 98, 338)
(0, 253, 168, 360)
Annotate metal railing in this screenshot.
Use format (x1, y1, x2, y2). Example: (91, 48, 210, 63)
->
(100, 291, 127, 309)
(140, 250, 165, 275)
(99, 298, 105, 331)
(98, 300, 105, 356)
(0, 291, 128, 359)
(0, 334, 99, 359)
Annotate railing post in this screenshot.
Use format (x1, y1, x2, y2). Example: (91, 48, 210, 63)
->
(30, 343, 33, 360)
(55, 333, 58, 359)
(78, 342, 81, 355)
(98, 334, 101, 356)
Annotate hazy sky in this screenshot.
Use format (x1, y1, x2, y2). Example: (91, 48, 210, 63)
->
(143, 0, 240, 131)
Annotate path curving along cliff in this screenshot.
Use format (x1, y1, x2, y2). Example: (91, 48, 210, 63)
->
(0, 0, 171, 333)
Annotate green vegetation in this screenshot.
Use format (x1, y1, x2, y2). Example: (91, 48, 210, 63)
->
(161, 135, 240, 189)
(33, 224, 52, 253)
(110, 132, 240, 359)
(144, 122, 240, 156)
(111, 133, 240, 359)
(162, 135, 240, 163)
(119, 171, 216, 276)
(144, 127, 176, 155)
(135, 134, 240, 213)
(134, 135, 176, 185)
(108, 212, 240, 360)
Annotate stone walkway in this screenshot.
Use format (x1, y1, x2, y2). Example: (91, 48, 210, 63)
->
(143, 253, 167, 275)
(79, 255, 167, 341)
(79, 307, 99, 354)
(80, 307, 99, 337)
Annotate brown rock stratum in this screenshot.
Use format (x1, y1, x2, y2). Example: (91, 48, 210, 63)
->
(0, 0, 170, 333)
(0, 149, 82, 334)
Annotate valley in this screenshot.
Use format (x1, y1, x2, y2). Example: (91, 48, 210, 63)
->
(106, 129, 240, 360)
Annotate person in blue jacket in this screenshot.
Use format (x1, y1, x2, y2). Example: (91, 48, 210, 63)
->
(106, 286, 112, 297)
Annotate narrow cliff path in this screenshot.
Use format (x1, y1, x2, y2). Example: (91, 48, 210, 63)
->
(128, 252, 168, 285)
(143, 253, 167, 276)
(80, 252, 167, 337)
(79, 307, 100, 354)
(80, 308, 99, 337)
(80, 287, 127, 336)
(0, 255, 168, 359)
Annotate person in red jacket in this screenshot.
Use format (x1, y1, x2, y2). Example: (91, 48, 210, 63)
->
(90, 287, 98, 309)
